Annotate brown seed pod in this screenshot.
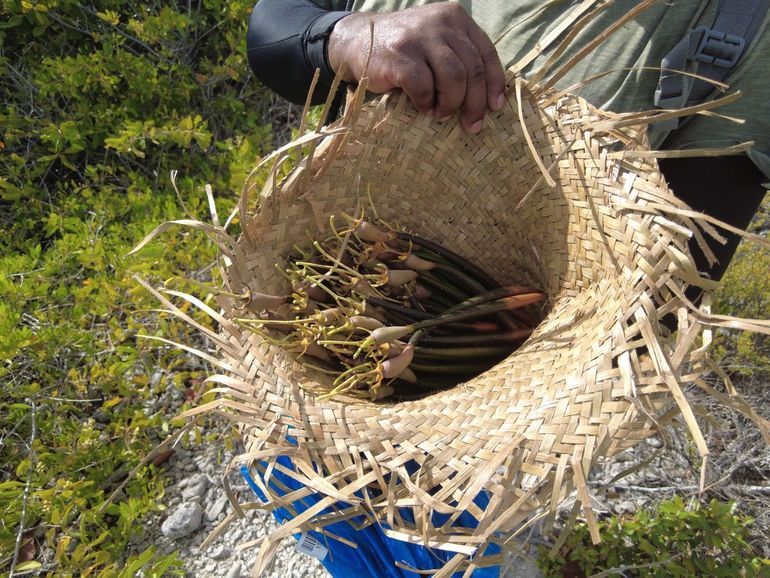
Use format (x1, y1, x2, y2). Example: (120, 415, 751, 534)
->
(243, 292, 289, 313)
(372, 384, 395, 401)
(386, 269, 418, 287)
(304, 343, 333, 361)
(305, 283, 330, 303)
(412, 283, 432, 301)
(349, 315, 385, 331)
(355, 221, 394, 243)
(398, 367, 417, 384)
(381, 344, 415, 379)
(315, 307, 342, 325)
(369, 325, 411, 346)
(379, 340, 405, 358)
(363, 302, 388, 323)
(402, 253, 437, 271)
(351, 278, 380, 298)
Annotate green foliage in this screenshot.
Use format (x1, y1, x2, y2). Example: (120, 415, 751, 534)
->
(539, 497, 770, 577)
(0, 0, 275, 575)
(714, 202, 770, 377)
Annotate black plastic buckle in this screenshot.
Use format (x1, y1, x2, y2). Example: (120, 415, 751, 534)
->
(689, 25, 745, 68)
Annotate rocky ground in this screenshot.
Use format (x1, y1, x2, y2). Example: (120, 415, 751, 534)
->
(129, 439, 328, 578)
(128, 369, 770, 577)
(126, 370, 327, 578)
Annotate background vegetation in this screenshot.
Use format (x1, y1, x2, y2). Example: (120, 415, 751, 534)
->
(539, 497, 770, 577)
(0, 0, 276, 575)
(0, 1, 768, 576)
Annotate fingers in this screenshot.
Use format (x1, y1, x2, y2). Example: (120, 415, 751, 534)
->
(423, 9, 506, 134)
(330, 4, 506, 134)
(445, 19, 505, 133)
(428, 45, 467, 121)
(427, 34, 503, 134)
(395, 59, 436, 114)
(466, 22, 506, 114)
(444, 35, 490, 133)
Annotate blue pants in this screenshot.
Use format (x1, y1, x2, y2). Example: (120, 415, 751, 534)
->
(241, 458, 500, 577)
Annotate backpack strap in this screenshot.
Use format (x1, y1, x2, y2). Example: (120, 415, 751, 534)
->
(651, 0, 770, 137)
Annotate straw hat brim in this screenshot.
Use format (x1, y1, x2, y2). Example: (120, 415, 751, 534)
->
(146, 72, 770, 575)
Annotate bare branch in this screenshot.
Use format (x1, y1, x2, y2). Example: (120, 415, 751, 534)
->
(9, 401, 37, 578)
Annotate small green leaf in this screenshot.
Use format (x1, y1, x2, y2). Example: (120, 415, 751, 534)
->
(14, 561, 42, 572)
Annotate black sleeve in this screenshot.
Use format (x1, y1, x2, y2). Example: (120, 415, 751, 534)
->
(246, 0, 353, 105)
(660, 156, 766, 285)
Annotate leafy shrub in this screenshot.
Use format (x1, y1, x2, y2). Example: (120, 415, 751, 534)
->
(0, 0, 275, 575)
(714, 207, 770, 378)
(539, 496, 770, 577)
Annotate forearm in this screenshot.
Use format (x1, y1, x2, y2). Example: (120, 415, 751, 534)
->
(246, 0, 352, 104)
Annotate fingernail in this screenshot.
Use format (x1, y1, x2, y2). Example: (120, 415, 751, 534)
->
(495, 93, 505, 110)
(426, 109, 434, 117)
(469, 120, 482, 134)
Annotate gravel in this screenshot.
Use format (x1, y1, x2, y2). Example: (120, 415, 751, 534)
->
(127, 370, 769, 576)
(161, 503, 203, 540)
(206, 496, 228, 522)
(129, 377, 329, 577)
(131, 411, 547, 577)
(181, 474, 209, 501)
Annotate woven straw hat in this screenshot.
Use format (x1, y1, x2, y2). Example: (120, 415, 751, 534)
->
(137, 29, 770, 577)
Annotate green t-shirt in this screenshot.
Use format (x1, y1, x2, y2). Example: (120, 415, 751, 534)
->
(320, 0, 770, 179)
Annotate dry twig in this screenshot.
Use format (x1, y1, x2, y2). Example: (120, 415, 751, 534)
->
(9, 401, 37, 578)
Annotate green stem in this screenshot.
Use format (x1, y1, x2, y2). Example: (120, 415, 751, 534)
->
(366, 297, 434, 320)
(409, 374, 476, 387)
(410, 361, 490, 373)
(320, 344, 357, 356)
(234, 317, 307, 326)
(396, 232, 501, 290)
(418, 271, 468, 303)
(312, 240, 364, 279)
(413, 248, 454, 267)
(420, 328, 533, 346)
(382, 311, 415, 328)
(296, 360, 343, 375)
(411, 298, 527, 333)
(413, 345, 514, 360)
(317, 339, 364, 346)
(433, 263, 488, 295)
(332, 362, 374, 387)
(414, 298, 446, 315)
(442, 286, 541, 316)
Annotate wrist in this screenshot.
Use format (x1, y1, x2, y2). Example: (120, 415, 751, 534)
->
(327, 12, 372, 83)
(304, 10, 355, 88)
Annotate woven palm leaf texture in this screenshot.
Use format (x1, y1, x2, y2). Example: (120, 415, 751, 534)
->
(135, 26, 770, 578)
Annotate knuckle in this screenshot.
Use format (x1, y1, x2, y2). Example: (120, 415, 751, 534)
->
(440, 2, 464, 16)
(391, 36, 419, 56)
(444, 63, 466, 85)
(467, 63, 487, 84)
(435, 2, 465, 23)
(400, 73, 433, 107)
(479, 43, 499, 62)
(435, 92, 459, 114)
(394, 62, 418, 85)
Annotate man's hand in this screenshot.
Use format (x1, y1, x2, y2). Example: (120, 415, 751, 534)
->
(328, 3, 506, 134)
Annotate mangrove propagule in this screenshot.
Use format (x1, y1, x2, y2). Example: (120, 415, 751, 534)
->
(234, 215, 546, 401)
